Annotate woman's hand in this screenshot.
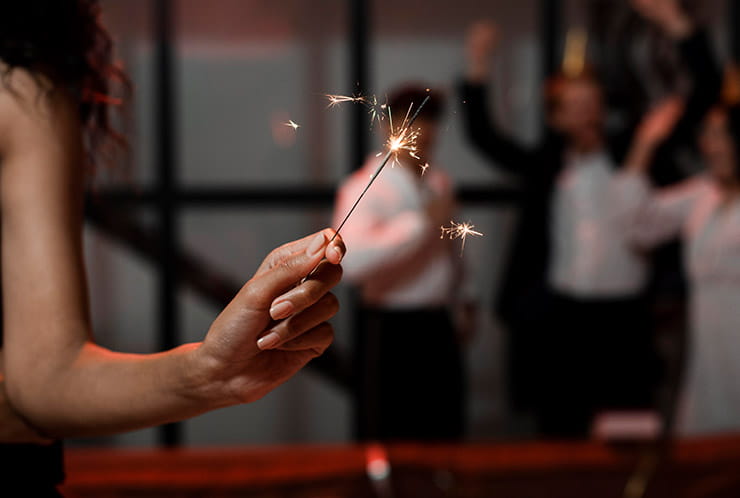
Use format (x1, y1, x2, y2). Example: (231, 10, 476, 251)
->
(193, 229, 345, 405)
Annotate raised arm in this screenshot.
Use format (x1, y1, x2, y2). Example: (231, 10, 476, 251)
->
(631, 0, 722, 147)
(459, 21, 537, 176)
(0, 69, 345, 438)
(614, 99, 707, 248)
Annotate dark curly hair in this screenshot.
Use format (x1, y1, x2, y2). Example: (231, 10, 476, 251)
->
(0, 0, 128, 171)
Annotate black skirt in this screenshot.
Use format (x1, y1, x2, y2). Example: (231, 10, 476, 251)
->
(354, 307, 466, 442)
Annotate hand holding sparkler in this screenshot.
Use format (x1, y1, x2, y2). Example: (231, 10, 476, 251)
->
(194, 229, 344, 405)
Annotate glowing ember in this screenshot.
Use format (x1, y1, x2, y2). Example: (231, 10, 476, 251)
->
(441, 220, 484, 256)
(420, 162, 430, 176)
(382, 102, 422, 168)
(284, 119, 300, 131)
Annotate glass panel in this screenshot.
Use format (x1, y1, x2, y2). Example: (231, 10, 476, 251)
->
(371, 0, 541, 186)
(175, 0, 350, 187)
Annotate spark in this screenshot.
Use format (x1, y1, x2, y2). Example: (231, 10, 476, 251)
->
(365, 94, 388, 127)
(285, 119, 300, 131)
(326, 94, 365, 108)
(420, 162, 430, 176)
(325, 93, 387, 127)
(440, 220, 484, 256)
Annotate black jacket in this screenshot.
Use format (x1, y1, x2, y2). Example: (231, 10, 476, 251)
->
(459, 29, 722, 326)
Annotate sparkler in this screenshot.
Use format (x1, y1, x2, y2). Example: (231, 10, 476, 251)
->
(440, 220, 484, 256)
(285, 119, 300, 131)
(301, 95, 431, 283)
(330, 94, 431, 242)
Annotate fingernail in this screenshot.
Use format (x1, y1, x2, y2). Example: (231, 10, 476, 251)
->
(257, 332, 281, 350)
(307, 233, 326, 258)
(330, 245, 343, 263)
(270, 301, 294, 320)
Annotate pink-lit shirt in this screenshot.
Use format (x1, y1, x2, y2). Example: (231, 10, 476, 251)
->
(333, 157, 471, 309)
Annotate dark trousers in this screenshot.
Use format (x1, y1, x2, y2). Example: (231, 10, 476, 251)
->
(533, 291, 657, 438)
(354, 308, 465, 442)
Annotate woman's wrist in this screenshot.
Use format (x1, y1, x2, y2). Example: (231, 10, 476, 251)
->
(175, 343, 236, 412)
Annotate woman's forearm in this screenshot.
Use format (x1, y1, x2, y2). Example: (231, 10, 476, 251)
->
(5, 342, 226, 438)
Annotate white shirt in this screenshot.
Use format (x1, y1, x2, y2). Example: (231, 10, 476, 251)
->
(549, 151, 648, 298)
(334, 157, 471, 309)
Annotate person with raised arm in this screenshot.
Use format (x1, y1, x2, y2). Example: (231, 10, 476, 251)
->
(616, 91, 740, 435)
(459, 0, 721, 437)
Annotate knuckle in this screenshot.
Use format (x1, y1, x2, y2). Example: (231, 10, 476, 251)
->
(279, 257, 295, 272)
(239, 280, 263, 307)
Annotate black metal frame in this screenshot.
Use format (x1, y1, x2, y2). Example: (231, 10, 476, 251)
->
(85, 0, 561, 447)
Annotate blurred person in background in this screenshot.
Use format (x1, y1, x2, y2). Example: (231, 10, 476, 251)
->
(459, 0, 720, 437)
(334, 85, 477, 441)
(0, 1, 345, 494)
(616, 87, 740, 436)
